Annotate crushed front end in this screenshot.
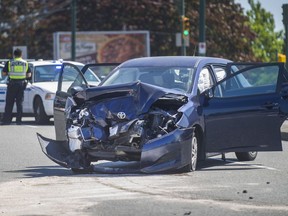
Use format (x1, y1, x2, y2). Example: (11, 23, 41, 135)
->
(38, 82, 193, 173)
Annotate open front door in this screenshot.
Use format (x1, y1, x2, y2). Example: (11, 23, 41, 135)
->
(203, 63, 288, 153)
(53, 62, 119, 141)
(54, 63, 88, 141)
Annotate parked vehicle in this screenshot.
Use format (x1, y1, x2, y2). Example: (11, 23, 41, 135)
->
(37, 56, 288, 173)
(0, 63, 4, 83)
(0, 60, 101, 124)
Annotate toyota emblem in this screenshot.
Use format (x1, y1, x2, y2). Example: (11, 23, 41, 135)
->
(117, 112, 126, 119)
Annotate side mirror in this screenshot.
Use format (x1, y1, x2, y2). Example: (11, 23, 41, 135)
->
(70, 86, 84, 97)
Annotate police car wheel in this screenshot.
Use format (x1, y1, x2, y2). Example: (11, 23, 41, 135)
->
(34, 97, 49, 124)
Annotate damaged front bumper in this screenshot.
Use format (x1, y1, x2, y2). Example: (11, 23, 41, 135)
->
(37, 127, 193, 174)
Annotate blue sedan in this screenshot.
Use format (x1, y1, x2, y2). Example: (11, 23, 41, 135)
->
(37, 56, 288, 173)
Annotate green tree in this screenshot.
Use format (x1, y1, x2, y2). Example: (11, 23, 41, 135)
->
(0, 0, 70, 59)
(77, 0, 180, 57)
(201, 0, 257, 61)
(0, 0, 263, 62)
(246, 0, 284, 62)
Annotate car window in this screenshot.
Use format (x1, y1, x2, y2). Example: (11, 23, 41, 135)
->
(87, 65, 118, 80)
(83, 70, 100, 82)
(59, 64, 88, 94)
(33, 65, 62, 82)
(198, 68, 213, 93)
(215, 65, 279, 98)
(214, 67, 226, 82)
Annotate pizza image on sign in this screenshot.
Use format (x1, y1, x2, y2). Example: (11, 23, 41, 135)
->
(98, 35, 146, 63)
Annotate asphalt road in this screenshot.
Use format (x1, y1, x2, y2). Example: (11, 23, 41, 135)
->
(1, 118, 288, 216)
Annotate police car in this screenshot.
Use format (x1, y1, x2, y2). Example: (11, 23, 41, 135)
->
(0, 60, 101, 124)
(0, 63, 5, 104)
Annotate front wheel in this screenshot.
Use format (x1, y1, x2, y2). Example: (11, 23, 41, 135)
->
(71, 167, 93, 174)
(182, 131, 198, 172)
(235, 152, 258, 161)
(71, 151, 92, 174)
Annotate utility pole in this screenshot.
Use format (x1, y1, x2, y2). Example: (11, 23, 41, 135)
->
(71, 0, 76, 61)
(283, 4, 288, 69)
(181, 0, 186, 56)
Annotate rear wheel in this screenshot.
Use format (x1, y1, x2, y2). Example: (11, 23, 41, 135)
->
(34, 97, 49, 124)
(182, 131, 198, 172)
(235, 151, 258, 161)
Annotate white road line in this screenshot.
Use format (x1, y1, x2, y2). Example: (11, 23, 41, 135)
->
(213, 158, 280, 171)
(26, 125, 38, 128)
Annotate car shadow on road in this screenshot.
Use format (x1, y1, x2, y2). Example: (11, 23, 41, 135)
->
(5, 120, 54, 126)
(3, 166, 72, 178)
(25, 121, 54, 126)
(3, 157, 264, 179)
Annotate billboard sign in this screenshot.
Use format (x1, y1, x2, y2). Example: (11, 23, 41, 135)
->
(53, 31, 150, 63)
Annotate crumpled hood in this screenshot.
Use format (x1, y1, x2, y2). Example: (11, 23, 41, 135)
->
(74, 81, 187, 115)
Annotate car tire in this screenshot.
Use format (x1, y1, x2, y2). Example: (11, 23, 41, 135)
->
(235, 151, 258, 161)
(182, 131, 198, 172)
(34, 97, 49, 124)
(71, 157, 92, 174)
(71, 167, 92, 174)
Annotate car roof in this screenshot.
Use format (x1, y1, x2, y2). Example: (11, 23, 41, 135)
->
(119, 56, 231, 67)
(28, 60, 85, 67)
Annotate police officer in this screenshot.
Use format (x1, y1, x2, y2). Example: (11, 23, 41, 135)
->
(1, 48, 31, 125)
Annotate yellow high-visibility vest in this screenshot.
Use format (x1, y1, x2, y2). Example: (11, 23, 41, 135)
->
(8, 57, 28, 79)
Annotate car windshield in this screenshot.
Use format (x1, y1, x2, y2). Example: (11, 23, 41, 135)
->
(101, 66, 194, 93)
(34, 65, 62, 82)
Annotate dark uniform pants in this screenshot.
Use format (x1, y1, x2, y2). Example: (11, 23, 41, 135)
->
(2, 80, 26, 123)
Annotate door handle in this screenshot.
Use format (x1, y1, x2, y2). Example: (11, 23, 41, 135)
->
(263, 102, 278, 109)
